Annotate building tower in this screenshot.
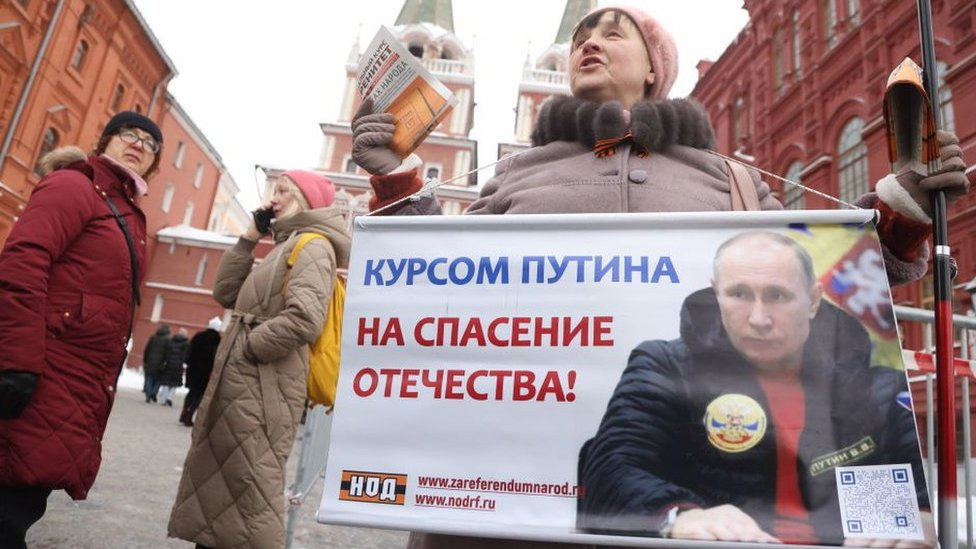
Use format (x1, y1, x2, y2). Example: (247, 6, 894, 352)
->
(308, 0, 479, 221)
(498, 0, 595, 159)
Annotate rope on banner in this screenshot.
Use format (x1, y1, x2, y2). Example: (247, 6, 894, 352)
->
(364, 146, 862, 216)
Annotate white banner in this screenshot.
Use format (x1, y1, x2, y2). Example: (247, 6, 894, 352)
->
(317, 211, 931, 547)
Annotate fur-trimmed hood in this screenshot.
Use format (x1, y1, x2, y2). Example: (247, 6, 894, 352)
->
(530, 96, 716, 152)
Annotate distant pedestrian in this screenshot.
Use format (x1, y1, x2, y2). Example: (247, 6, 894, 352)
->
(0, 110, 163, 548)
(157, 328, 189, 407)
(179, 318, 222, 426)
(142, 323, 171, 403)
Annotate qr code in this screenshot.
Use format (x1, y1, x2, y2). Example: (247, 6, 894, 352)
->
(835, 464, 924, 540)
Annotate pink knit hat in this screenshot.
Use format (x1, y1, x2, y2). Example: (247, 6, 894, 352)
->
(575, 5, 678, 100)
(282, 170, 336, 210)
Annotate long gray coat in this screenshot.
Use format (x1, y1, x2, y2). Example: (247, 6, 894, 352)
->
(168, 208, 350, 549)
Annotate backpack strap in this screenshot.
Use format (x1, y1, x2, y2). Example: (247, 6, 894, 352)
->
(288, 233, 327, 267)
(280, 233, 333, 294)
(726, 160, 761, 211)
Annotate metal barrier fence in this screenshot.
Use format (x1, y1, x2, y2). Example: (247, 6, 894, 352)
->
(285, 404, 333, 549)
(895, 305, 975, 549)
(282, 307, 975, 548)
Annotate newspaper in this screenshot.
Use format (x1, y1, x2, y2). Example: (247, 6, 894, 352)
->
(357, 26, 457, 158)
(883, 57, 939, 176)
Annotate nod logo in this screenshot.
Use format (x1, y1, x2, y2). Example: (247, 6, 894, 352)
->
(339, 470, 407, 505)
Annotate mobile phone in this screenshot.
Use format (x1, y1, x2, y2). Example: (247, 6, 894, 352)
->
(252, 207, 275, 235)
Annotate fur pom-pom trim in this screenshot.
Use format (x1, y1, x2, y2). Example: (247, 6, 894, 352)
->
(531, 97, 716, 152)
(37, 146, 86, 177)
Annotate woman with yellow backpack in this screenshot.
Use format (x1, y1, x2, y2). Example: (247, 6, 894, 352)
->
(168, 170, 350, 549)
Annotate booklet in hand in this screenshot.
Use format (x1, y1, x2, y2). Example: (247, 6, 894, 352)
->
(883, 57, 939, 176)
(357, 26, 458, 158)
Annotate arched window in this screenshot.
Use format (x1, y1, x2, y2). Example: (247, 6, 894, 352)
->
(70, 39, 89, 71)
(150, 294, 164, 322)
(824, 0, 838, 48)
(847, 0, 860, 25)
(783, 161, 805, 210)
(425, 166, 440, 182)
(937, 60, 955, 133)
(194, 254, 208, 286)
(173, 141, 186, 168)
(733, 96, 749, 143)
(110, 84, 125, 112)
(408, 44, 424, 58)
(182, 200, 195, 225)
(837, 118, 868, 204)
(33, 128, 59, 175)
(193, 163, 204, 188)
(792, 10, 802, 77)
(161, 183, 175, 213)
(774, 29, 786, 92)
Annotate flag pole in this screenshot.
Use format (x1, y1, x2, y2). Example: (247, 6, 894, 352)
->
(915, 1, 957, 547)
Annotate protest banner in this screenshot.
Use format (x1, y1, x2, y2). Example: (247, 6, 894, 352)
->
(317, 210, 932, 547)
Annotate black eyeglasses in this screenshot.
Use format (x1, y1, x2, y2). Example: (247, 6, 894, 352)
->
(117, 130, 160, 154)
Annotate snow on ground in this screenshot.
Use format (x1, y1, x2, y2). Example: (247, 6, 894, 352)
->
(117, 366, 188, 395)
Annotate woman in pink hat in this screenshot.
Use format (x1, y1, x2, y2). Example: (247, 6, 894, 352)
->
(168, 170, 351, 549)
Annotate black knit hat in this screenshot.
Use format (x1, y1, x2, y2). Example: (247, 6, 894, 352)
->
(102, 111, 163, 144)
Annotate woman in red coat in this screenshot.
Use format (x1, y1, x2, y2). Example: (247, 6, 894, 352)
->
(0, 111, 163, 548)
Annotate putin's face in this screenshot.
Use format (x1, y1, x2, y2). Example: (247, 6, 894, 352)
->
(712, 235, 822, 372)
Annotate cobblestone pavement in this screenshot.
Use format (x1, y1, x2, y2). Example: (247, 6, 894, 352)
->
(26, 384, 408, 548)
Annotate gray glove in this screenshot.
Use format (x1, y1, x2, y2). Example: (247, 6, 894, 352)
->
(352, 99, 401, 175)
(896, 130, 969, 217)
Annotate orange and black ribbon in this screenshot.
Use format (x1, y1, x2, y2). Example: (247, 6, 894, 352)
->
(593, 131, 648, 158)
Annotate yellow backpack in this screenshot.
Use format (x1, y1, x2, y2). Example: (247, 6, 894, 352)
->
(286, 233, 345, 408)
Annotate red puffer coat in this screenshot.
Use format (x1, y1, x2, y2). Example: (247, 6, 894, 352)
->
(0, 155, 146, 499)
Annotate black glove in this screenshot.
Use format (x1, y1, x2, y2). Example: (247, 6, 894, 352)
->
(0, 371, 39, 419)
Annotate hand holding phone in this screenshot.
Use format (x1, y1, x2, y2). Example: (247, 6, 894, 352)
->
(252, 207, 275, 235)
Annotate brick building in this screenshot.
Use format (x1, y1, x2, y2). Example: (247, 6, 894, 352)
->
(691, 0, 976, 344)
(0, 0, 249, 368)
(690, 0, 976, 452)
(127, 93, 248, 368)
(0, 0, 175, 243)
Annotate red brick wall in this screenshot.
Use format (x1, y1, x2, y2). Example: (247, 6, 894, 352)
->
(0, 0, 174, 245)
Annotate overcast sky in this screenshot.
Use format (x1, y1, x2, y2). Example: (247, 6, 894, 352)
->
(131, 1, 749, 210)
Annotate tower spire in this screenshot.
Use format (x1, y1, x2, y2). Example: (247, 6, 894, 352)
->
(554, 0, 597, 44)
(395, 0, 454, 32)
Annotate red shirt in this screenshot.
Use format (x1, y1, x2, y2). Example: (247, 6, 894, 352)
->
(758, 368, 817, 543)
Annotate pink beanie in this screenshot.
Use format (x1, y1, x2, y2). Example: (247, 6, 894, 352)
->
(576, 5, 678, 100)
(282, 170, 336, 210)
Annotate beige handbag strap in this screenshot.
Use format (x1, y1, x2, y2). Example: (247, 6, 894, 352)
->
(726, 160, 761, 211)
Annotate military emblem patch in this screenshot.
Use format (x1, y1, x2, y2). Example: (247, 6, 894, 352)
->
(896, 390, 913, 412)
(703, 393, 767, 453)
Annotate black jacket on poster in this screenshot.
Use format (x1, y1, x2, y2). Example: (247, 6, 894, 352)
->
(577, 288, 928, 544)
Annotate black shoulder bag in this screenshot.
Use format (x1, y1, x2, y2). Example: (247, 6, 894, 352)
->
(88, 176, 142, 372)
